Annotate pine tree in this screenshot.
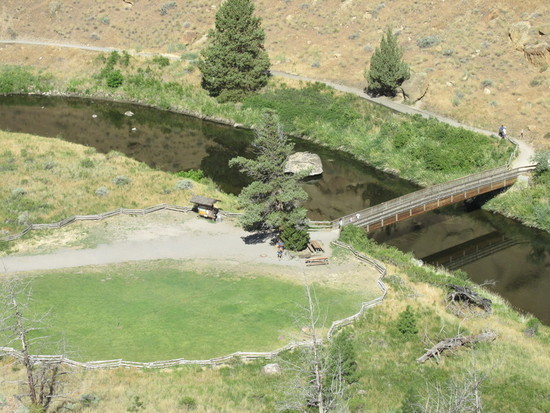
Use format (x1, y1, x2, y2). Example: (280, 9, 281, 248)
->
(366, 27, 410, 97)
(229, 112, 309, 242)
(198, 0, 271, 102)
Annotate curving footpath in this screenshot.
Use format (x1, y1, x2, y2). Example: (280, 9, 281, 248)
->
(0, 39, 535, 168)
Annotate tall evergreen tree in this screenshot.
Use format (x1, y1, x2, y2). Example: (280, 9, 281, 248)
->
(198, 0, 271, 102)
(229, 112, 309, 242)
(366, 27, 410, 97)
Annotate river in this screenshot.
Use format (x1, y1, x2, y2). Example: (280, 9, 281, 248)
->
(0, 95, 548, 323)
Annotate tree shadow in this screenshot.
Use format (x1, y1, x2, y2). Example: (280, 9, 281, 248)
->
(241, 231, 277, 245)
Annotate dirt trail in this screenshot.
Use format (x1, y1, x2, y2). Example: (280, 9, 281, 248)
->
(0, 212, 341, 275)
(0, 39, 536, 169)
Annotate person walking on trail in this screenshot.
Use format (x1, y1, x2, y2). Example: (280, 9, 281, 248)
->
(277, 239, 284, 259)
(498, 125, 507, 139)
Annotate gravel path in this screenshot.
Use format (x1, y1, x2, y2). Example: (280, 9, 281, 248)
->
(0, 40, 536, 168)
(0, 214, 341, 274)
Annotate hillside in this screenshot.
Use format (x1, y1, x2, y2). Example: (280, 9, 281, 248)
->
(0, 0, 548, 147)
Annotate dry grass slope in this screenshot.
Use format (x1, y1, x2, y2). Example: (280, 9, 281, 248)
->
(1, 0, 549, 147)
(0, 130, 237, 235)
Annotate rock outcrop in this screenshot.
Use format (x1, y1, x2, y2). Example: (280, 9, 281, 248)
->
(400, 72, 429, 103)
(284, 152, 323, 177)
(509, 21, 550, 68)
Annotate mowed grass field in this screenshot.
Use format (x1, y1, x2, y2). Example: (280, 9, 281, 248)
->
(10, 262, 370, 362)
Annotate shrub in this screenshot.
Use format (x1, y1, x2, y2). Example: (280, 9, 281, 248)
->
(79, 393, 100, 407)
(524, 317, 541, 336)
(127, 395, 146, 412)
(530, 76, 545, 87)
(11, 188, 27, 197)
(80, 158, 94, 168)
(159, 2, 177, 15)
(178, 396, 197, 410)
(417, 35, 441, 49)
(531, 150, 550, 174)
(280, 223, 309, 251)
(95, 187, 109, 197)
(396, 305, 418, 336)
(112, 175, 132, 186)
(175, 179, 193, 190)
(481, 79, 493, 88)
(152, 56, 170, 67)
(106, 70, 124, 88)
(176, 169, 204, 182)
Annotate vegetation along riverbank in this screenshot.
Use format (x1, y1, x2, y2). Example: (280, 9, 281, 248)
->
(1, 60, 547, 232)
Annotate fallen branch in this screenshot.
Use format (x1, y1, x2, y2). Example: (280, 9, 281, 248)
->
(447, 284, 492, 312)
(417, 331, 497, 364)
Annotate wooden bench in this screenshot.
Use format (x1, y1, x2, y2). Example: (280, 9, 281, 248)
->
(305, 256, 329, 266)
(308, 240, 324, 253)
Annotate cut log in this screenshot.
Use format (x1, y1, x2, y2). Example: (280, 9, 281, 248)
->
(417, 331, 497, 364)
(446, 284, 492, 312)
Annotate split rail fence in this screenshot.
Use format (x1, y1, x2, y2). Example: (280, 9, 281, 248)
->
(0, 204, 243, 242)
(0, 241, 387, 369)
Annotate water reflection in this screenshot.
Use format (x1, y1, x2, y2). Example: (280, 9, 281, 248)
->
(371, 205, 550, 324)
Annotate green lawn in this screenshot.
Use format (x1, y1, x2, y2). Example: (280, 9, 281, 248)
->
(13, 264, 369, 362)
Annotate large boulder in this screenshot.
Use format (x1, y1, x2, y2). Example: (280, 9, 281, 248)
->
(400, 72, 429, 103)
(284, 152, 323, 177)
(509, 21, 532, 51)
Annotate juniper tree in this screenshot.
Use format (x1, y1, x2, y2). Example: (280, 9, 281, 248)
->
(366, 27, 410, 96)
(198, 0, 271, 102)
(229, 112, 309, 247)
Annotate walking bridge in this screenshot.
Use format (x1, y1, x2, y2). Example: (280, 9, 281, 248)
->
(333, 165, 536, 232)
(420, 231, 519, 271)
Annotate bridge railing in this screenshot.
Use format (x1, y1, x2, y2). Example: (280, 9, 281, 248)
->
(334, 166, 535, 227)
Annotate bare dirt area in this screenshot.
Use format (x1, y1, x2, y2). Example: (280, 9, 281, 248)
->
(0, 210, 382, 295)
(1, 0, 548, 147)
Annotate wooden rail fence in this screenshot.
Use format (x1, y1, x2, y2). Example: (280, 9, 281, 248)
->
(0, 241, 387, 369)
(334, 165, 536, 232)
(0, 204, 243, 242)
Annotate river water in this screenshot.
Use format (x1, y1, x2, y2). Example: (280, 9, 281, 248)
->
(1, 95, 548, 323)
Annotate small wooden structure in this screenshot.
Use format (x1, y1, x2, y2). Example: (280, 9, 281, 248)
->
(190, 195, 220, 220)
(305, 256, 329, 266)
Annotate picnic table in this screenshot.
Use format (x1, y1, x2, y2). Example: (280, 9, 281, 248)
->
(308, 240, 324, 253)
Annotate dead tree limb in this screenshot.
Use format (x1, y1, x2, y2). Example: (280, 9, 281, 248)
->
(417, 331, 497, 364)
(446, 284, 492, 312)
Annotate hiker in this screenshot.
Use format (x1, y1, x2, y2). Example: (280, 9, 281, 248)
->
(498, 125, 507, 139)
(277, 239, 284, 259)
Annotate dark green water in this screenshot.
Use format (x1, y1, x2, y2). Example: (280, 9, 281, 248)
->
(0, 95, 548, 324)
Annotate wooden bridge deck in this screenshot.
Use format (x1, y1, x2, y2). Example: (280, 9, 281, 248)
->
(333, 165, 535, 232)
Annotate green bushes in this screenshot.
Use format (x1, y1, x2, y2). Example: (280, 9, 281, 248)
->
(243, 83, 361, 133)
(176, 169, 205, 182)
(0, 65, 52, 93)
(484, 170, 550, 232)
